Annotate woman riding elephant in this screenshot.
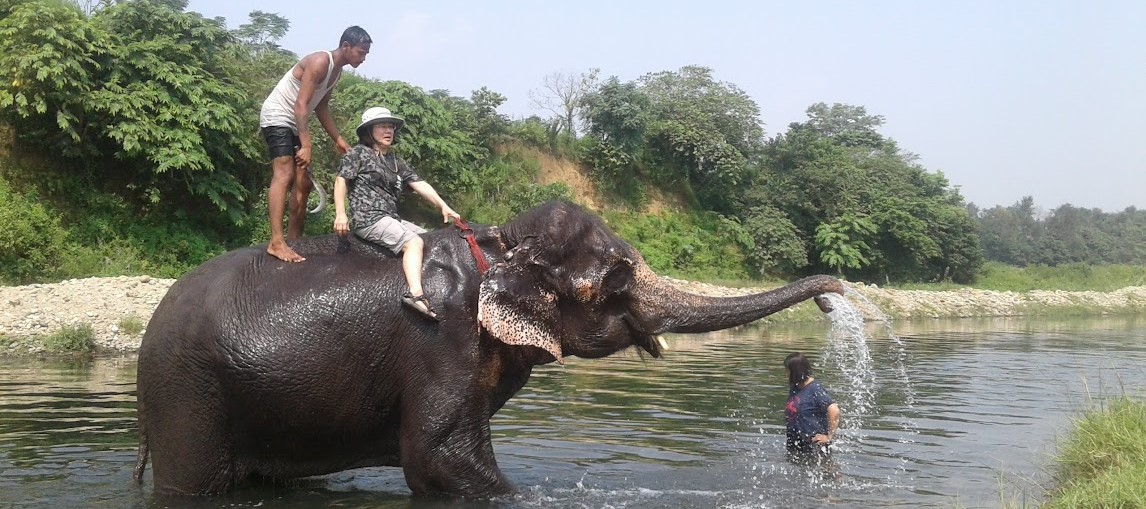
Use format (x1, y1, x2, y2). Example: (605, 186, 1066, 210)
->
(333, 106, 459, 320)
(134, 200, 846, 498)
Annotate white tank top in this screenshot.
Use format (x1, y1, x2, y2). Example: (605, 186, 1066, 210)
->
(259, 51, 340, 132)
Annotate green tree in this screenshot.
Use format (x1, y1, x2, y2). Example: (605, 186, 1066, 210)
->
(795, 102, 890, 149)
(739, 204, 808, 277)
(579, 76, 652, 207)
(815, 214, 876, 276)
(580, 76, 651, 152)
(638, 65, 765, 212)
(756, 103, 982, 282)
(0, 0, 262, 221)
(232, 10, 290, 57)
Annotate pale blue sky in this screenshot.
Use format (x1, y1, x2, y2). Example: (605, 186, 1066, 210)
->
(189, 0, 1145, 212)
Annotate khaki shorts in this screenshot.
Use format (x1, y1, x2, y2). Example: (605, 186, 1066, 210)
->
(354, 216, 426, 254)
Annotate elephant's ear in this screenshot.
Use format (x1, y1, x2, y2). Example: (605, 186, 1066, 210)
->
(477, 265, 564, 364)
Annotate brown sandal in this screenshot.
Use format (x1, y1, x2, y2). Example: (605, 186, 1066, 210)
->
(402, 292, 440, 321)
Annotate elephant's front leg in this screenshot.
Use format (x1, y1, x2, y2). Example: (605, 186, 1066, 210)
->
(399, 396, 512, 498)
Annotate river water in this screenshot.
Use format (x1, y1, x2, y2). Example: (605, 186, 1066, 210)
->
(1, 315, 1144, 508)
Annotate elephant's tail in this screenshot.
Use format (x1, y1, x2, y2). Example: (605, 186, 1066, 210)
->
(134, 427, 149, 484)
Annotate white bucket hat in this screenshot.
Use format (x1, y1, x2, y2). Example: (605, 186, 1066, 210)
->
(356, 106, 405, 139)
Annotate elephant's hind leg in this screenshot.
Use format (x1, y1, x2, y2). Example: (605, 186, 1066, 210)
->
(142, 375, 247, 494)
(149, 413, 245, 494)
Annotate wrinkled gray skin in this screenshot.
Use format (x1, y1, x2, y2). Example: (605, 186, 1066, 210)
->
(134, 200, 845, 499)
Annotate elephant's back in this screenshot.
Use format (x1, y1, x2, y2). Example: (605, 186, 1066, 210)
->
(139, 240, 399, 355)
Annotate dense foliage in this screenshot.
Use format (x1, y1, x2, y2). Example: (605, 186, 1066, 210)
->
(580, 71, 985, 283)
(0, 1, 1141, 286)
(972, 196, 1146, 267)
(0, 0, 260, 222)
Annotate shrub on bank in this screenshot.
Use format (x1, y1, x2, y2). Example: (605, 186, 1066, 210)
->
(0, 178, 67, 284)
(43, 324, 96, 354)
(118, 315, 144, 335)
(603, 209, 751, 282)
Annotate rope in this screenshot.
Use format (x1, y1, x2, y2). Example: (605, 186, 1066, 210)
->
(452, 217, 490, 275)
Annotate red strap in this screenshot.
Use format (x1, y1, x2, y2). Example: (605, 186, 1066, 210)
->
(453, 217, 490, 275)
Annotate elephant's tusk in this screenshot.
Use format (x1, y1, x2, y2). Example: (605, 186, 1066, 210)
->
(656, 335, 669, 350)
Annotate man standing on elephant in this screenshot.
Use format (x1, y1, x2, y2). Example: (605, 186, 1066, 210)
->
(333, 106, 461, 320)
(260, 26, 372, 263)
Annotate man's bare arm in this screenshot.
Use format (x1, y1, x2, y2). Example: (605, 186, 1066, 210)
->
(292, 52, 328, 166)
(314, 95, 349, 155)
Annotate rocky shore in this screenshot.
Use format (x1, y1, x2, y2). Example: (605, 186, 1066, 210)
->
(2, 276, 1144, 355)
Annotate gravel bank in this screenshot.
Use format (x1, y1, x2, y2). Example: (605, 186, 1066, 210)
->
(2, 276, 1144, 355)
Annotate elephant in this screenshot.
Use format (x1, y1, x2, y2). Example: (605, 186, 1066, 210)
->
(133, 200, 845, 498)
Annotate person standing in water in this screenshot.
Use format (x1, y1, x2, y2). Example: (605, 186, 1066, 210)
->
(783, 352, 841, 462)
(260, 26, 372, 262)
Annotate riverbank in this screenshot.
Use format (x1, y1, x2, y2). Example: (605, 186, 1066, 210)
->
(2, 276, 1145, 355)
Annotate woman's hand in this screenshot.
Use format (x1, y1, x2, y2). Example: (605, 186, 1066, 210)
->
(442, 206, 461, 224)
(811, 433, 833, 445)
(334, 212, 350, 236)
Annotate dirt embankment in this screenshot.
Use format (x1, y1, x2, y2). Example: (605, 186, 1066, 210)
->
(2, 276, 1145, 356)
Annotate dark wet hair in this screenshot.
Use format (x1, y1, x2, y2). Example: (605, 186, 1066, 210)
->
(784, 352, 813, 388)
(340, 26, 372, 48)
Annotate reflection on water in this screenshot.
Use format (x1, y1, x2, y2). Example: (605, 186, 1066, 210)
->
(1, 316, 1144, 508)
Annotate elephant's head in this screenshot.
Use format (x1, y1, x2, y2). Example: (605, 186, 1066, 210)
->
(478, 201, 845, 364)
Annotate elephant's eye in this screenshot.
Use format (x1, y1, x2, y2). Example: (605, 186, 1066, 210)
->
(529, 262, 563, 291)
(602, 262, 633, 294)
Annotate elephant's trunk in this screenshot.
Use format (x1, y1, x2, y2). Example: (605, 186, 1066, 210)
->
(631, 264, 846, 335)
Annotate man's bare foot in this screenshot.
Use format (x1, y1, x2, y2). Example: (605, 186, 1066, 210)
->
(268, 241, 305, 262)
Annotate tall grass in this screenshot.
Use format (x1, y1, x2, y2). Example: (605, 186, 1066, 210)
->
(1046, 397, 1146, 508)
(118, 315, 144, 335)
(891, 262, 1146, 292)
(973, 262, 1146, 292)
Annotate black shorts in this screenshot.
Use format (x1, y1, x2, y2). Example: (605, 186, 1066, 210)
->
(261, 126, 300, 159)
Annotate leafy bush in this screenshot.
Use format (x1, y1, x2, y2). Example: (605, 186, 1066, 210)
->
(0, 177, 67, 283)
(579, 136, 646, 209)
(52, 190, 231, 280)
(44, 324, 96, 354)
(604, 209, 750, 281)
(451, 148, 573, 226)
(505, 117, 553, 149)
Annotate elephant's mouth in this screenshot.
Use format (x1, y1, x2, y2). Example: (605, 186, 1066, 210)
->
(623, 314, 662, 358)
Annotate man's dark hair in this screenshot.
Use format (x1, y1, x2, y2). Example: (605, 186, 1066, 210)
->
(340, 26, 372, 47)
(784, 352, 813, 388)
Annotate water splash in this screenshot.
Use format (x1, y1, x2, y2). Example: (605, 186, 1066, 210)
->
(821, 293, 877, 423)
(820, 290, 920, 447)
(842, 288, 919, 416)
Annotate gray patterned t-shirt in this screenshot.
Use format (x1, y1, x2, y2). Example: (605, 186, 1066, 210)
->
(337, 145, 423, 228)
